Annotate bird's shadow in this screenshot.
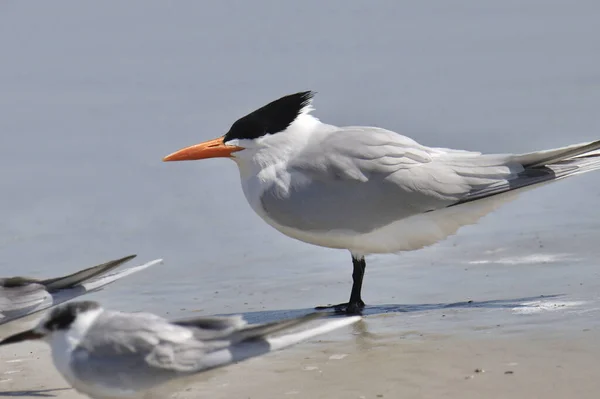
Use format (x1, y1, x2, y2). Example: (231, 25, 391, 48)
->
(232, 294, 564, 324)
(0, 388, 71, 397)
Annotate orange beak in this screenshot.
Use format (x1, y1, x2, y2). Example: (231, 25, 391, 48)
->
(162, 136, 244, 162)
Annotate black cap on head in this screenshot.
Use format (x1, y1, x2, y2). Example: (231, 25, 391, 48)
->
(0, 301, 101, 346)
(223, 91, 315, 142)
(44, 301, 101, 332)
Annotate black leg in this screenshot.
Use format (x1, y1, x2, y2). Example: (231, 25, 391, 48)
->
(315, 255, 367, 315)
(348, 256, 366, 311)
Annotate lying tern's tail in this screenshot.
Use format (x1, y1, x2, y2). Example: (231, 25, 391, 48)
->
(263, 314, 361, 351)
(200, 313, 361, 371)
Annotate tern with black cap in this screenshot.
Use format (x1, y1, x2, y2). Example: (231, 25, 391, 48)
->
(0, 301, 360, 399)
(163, 91, 600, 314)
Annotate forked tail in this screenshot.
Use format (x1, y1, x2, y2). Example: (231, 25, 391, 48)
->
(457, 140, 600, 204)
(199, 314, 361, 371)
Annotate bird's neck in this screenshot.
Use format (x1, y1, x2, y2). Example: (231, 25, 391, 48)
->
(50, 308, 104, 365)
(233, 114, 331, 179)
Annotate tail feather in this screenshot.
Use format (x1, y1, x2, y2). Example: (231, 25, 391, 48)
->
(232, 312, 326, 343)
(177, 312, 340, 342)
(514, 140, 600, 168)
(455, 140, 600, 205)
(40, 255, 137, 292)
(264, 315, 361, 351)
(372, 140, 600, 254)
(198, 314, 361, 371)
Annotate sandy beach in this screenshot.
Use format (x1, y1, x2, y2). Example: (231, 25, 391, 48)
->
(1, 313, 599, 399)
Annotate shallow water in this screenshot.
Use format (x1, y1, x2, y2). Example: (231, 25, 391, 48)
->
(0, 0, 599, 338)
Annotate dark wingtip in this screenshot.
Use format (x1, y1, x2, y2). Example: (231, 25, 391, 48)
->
(42, 254, 138, 291)
(115, 254, 137, 263)
(0, 276, 40, 288)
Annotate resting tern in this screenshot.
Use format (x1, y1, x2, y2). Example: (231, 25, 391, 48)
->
(0, 301, 360, 399)
(1, 255, 163, 325)
(163, 91, 600, 314)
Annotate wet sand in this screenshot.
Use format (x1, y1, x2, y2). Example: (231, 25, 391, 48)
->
(1, 313, 599, 399)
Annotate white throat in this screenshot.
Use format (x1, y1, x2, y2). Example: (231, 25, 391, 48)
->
(229, 112, 338, 228)
(48, 308, 104, 382)
(232, 113, 325, 178)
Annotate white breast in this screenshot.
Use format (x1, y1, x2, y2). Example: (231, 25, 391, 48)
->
(237, 165, 367, 252)
(48, 308, 105, 396)
(236, 160, 514, 255)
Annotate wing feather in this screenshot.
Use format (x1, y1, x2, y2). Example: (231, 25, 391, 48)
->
(261, 127, 518, 234)
(69, 310, 337, 394)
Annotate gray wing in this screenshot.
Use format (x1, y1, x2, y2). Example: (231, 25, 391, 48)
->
(176, 312, 325, 342)
(40, 254, 136, 291)
(0, 255, 136, 292)
(172, 314, 247, 340)
(222, 312, 325, 342)
(261, 127, 520, 233)
(0, 255, 141, 325)
(0, 284, 52, 322)
(71, 311, 330, 392)
(71, 311, 218, 392)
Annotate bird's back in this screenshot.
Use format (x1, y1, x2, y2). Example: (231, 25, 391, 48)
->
(251, 125, 600, 253)
(258, 126, 516, 232)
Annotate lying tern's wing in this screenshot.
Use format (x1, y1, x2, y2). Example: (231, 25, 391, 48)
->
(77, 258, 163, 293)
(40, 254, 137, 291)
(197, 313, 360, 370)
(0, 283, 51, 325)
(70, 311, 359, 393)
(0, 258, 162, 326)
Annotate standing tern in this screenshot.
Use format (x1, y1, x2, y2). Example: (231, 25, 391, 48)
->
(163, 91, 600, 314)
(1, 255, 163, 325)
(0, 301, 360, 399)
